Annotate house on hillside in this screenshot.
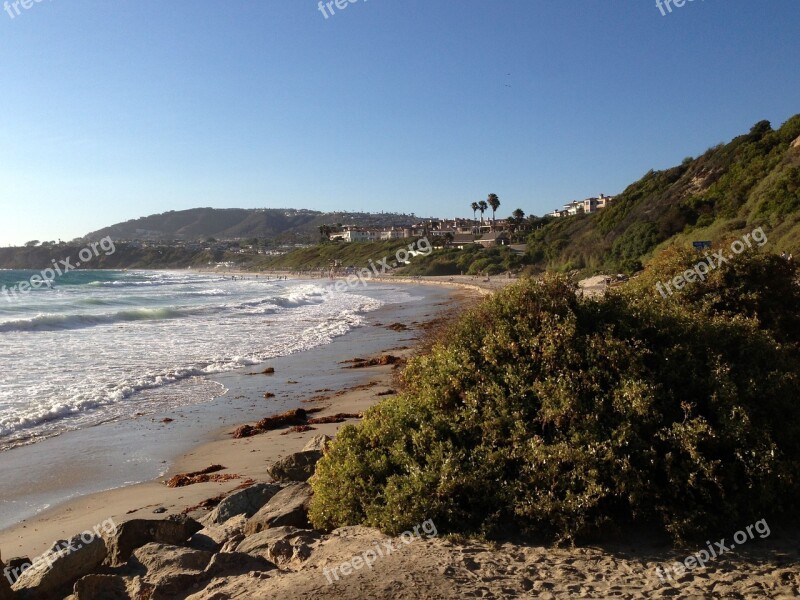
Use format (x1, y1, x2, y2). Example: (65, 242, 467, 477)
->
(476, 231, 510, 248)
(452, 233, 476, 249)
(550, 194, 615, 218)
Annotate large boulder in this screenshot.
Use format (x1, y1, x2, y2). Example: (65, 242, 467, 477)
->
(104, 516, 202, 567)
(236, 526, 320, 567)
(0, 559, 13, 600)
(128, 543, 212, 599)
(208, 483, 282, 524)
(12, 534, 107, 599)
(245, 483, 313, 534)
(267, 451, 322, 482)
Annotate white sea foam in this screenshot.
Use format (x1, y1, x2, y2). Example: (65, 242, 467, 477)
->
(0, 272, 385, 449)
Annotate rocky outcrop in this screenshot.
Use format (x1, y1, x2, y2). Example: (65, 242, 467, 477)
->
(12, 534, 107, 599)
(267, 450, 322, 482)
(245, 483, 313, 534)
(208, 483, 282, 524)
(104, 516, 203, 567)
(127, 543, 212, 597)
(236, 526, 320, 568)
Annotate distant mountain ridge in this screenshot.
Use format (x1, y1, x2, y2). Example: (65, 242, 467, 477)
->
(83, 208, 420, 242)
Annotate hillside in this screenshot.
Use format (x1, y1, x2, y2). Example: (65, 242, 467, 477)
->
(82, 209, 420, 243)
(525, 114, 800, 273)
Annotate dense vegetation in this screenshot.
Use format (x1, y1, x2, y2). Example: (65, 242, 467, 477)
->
(401, 245, 525, 277)
(309, 246, 800, 544)
(251, 239, 423, 272)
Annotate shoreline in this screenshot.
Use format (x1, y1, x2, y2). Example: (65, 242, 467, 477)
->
(0, 282, 478, 560)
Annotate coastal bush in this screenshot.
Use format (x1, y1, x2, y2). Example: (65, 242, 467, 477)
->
(310, 253, 800, 544)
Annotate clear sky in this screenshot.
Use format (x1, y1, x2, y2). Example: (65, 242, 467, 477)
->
(0, 0, 798, 245)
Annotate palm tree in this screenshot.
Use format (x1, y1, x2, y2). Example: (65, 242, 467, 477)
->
(478, 200, 488, 226)
(487, 194, 501, 230)
(318, 225, 332, 240)
(511, 208, 526, 241)
(470, 202, 480, 234)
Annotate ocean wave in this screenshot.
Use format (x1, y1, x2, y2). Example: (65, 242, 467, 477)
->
(0, 278, 391, 449)
(0, 306, 203, 332)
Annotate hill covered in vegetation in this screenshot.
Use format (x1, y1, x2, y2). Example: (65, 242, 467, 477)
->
(82, 208, 420, 244)
(526, 115, 800, 273)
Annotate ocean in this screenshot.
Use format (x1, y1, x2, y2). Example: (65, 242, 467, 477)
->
(0, 269, 392, 451)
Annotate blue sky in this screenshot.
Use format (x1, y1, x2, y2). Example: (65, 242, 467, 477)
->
(0, 0, 798, 245)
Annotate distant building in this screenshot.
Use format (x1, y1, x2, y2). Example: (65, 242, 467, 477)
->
(550, 194, 614, 218)
(476, 231, 510, 248)
(452, 233, 476, 249)
(331, 228, 380, 242)
(379, 228, 405, 240)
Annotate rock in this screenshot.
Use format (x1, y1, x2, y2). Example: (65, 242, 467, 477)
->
(104, 516, 203, 567)
(208, 483, 283, 525)
(0, 559, 13, 600)
(302, 434, 331, 452)
(245, 483, 313, 534)
(267, 450, 322, 482)
(128, 543, 212, 599)
(2, 556, 31, 585)
(204, 552, 276, 578)
(220, 534, 246, 554)
(190, 515, 248, 553)
(236, 526, 320, 567)
(12, 534, 107, 599)
(73, 574, 131, 600)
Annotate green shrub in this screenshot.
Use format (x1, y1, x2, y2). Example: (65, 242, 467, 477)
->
(310, 252, 800, 544)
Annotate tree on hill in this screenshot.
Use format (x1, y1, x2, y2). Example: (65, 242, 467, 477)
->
(478, 200, 488, 225)
(487, 194, 501, 229)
